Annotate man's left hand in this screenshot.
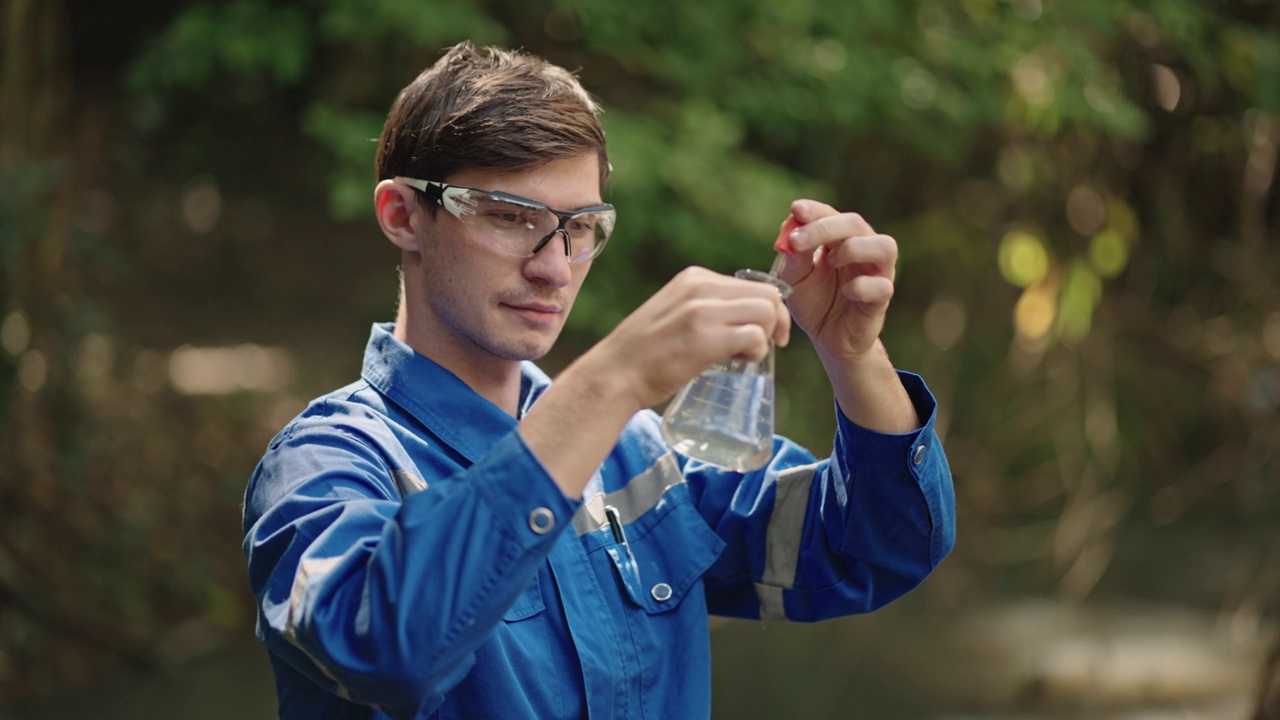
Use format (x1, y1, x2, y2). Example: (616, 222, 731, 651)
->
(774, 199, 898, 364)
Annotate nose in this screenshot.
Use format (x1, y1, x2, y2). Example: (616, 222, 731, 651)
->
(523, 229, 574, 287)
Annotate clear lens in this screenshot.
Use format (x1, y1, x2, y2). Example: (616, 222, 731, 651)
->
(562, 210, 615, 262)
(441, 187, 614, 263)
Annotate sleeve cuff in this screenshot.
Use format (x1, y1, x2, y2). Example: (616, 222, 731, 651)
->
(834, 370, 939, 479)
(469, 431, 583, 551)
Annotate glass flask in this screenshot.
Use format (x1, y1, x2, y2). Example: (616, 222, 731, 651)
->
(660, 268, 792, 472)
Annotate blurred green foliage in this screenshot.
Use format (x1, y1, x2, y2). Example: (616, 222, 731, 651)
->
(2, 0, 1278, 712)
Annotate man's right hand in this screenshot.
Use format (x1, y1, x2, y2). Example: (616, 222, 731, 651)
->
(588, 266, 791, 412)
(520, 266, 790, 498)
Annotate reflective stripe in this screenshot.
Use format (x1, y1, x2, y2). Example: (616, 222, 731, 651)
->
(756, 463, 817, 620)
(393, 469, 428, 496)
(573, 452, 684, 535)
(286, 556, 352, 700)
(755, 583, 786, 621)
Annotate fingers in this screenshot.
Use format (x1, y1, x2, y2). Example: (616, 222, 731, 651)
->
(684, 291, 791, 352)
(686, 295, 780, 332)
(602, 268, 794, 409)
(726, 324, 772, 363)
(671, 266, 789, 303)
(787, 210, 876, 254)
(842, 275, 894, 312)
(674, 265, 789, 315)
(653, 267, 792, 358)
(779, 201, 897, 282)
(822, 233, 898, 281)
(790, 199, 840, 225)
(775, 201, 899, 359)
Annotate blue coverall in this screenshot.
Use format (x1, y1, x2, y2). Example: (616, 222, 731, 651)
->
(243, 322, 956, 719)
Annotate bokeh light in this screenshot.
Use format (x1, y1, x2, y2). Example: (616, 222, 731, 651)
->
(999, 230, 1050, 288)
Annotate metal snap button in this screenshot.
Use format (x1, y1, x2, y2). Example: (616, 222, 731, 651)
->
(912, 444, 927, 466)
(528, 507, 555, 534)
(651, 582, 673, 602)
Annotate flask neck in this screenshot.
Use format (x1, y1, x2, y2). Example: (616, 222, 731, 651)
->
(734, 268, 793, 299)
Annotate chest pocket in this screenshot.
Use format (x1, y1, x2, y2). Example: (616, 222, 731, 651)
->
(587, 481, 726, 614)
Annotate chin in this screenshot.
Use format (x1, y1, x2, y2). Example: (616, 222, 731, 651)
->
(491, 338, 557, 363)
(478, 321, 564, 362)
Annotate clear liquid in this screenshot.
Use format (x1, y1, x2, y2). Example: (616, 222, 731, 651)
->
(660, 371, 774, 472)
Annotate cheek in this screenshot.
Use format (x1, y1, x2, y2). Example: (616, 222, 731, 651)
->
(418, 229, 467, 282)
(426, 242, 503, 309)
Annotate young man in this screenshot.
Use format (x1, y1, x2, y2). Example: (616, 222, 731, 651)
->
(243, 41, 955, 719)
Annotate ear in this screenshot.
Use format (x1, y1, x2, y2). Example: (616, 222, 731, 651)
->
(374, 179, 423, 252)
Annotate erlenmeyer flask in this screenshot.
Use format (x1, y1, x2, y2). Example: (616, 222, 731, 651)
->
(660, 269, 792, 472)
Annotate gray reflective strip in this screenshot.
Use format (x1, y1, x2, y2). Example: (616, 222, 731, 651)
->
(573, 452, 684, 535)
(756, 463, 818, 620)
(286, 556, 352, 700)
(393, 469, 428, 496)
(755, 582, 787, 621)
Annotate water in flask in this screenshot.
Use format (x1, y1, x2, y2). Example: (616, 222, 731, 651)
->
(660, 369, 774, 472)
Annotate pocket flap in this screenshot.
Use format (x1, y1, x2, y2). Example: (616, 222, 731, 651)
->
(606, 493, 725, 614)
(502, 569, 546, 621)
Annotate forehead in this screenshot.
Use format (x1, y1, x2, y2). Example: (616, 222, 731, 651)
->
(446, 154, 603, 209)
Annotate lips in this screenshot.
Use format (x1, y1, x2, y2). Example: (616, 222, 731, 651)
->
(508, 302, 561, 314)
(503, 301, 563, 325)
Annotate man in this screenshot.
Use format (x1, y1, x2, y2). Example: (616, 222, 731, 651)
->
(243, 41, 955, 720)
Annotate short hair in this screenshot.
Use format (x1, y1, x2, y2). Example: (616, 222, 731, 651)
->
(375, 41, 610, 203)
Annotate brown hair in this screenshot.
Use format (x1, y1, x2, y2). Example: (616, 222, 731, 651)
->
(375, 41, 609, 204)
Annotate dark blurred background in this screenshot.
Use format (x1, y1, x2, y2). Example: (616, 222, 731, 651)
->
(2, 0, 1278, 718)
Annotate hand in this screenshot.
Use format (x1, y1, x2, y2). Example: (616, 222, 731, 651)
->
(773, 200, 897, 364)
(585, 266, 791, 411)
(522, 267, 788, 494)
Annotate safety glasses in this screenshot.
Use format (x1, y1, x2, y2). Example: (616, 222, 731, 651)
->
(396, 177, 617, 263)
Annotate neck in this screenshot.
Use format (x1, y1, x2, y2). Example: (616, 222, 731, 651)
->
(393, 296, 524, 417)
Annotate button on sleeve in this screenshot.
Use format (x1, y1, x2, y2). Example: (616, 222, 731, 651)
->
(528, 507, 556, 534)
(468, 432, 580, 551)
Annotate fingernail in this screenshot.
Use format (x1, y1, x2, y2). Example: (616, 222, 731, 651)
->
(789, 229, 804, 250)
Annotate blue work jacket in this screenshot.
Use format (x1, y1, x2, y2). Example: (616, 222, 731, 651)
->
(242, 323, 955, 719)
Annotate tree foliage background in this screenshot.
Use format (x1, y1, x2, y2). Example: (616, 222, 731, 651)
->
(1, 0, 1278, 715)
